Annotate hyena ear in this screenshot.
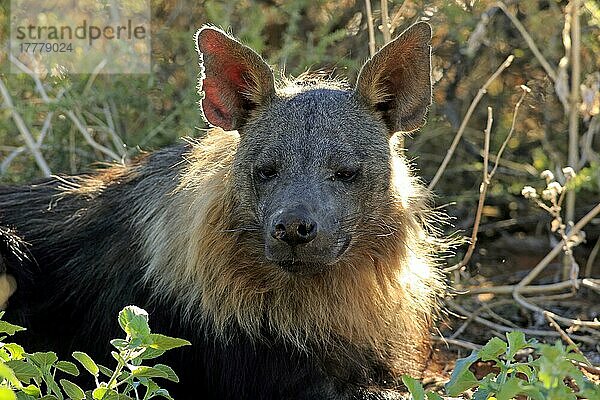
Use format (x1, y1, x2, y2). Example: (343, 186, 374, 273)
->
(195, 26, 276, 131)
(354, 22, 432, 134)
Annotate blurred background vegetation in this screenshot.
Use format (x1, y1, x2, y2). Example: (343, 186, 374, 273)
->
(0, 0, 599, 350)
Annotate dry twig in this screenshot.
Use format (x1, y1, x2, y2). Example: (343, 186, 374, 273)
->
(364, 0, 376, 57)
(428, 55, 514, 190)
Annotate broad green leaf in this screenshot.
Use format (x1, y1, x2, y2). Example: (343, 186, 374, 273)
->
(496, 377, 522, 400)
(152, 364, 178, 383)
(109, 340, 128, 351)
(0, 322, 26, 336)
(153, 389, 173, 400)
(42, 372, 62, 398)
(129, 366, 168, 379)
(15, 392, 36, 400)
(471, 387, 491, 400)
(71, 352, 98, 377)
(148, 334, 191, 351)
(28, 353, 58, 368)
(0, 348, 10, 362)
(401, 375, 425, 400)
(513, 363, 533, 380)
(0, 387, 16, 400)
(59, 379, 85, 400)
(0, 362, 21, 387)
(118, 307, 150, 340)
(140, 378, 160, 400)
(55, 361, 79, 376)
(91, 387, 121, 400)
(5, 360, 40, 382)
(38, 396, 59, 400)
(506, 331, 528, 360)
(139, 348, 165, 361)
(425, 392, 443, 400)
(97, 365, 113, 378)
(445, 351, 480, 396)
(478, 337, 507, 362)
(21, 385, 41, 398)
(3, 344, 25, 360)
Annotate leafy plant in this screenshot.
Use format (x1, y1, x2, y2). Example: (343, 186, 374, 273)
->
(403, 331, 600, 400)
(0, 306, 190, 400)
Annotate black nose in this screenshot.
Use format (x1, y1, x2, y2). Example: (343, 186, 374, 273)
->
(271, 210, 318, 246)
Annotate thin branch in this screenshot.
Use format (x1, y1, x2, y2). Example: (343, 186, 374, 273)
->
(428, 55, 514, 190)
(515, 202, 600, 289)
(364, 0, 376, 57)
(466, 278, 600, 295)
(585, 238, 600, 277)
(544, 312, 590, 364)
(446, 299, 597, 345)
(566, 0, 581, 251)
(495, 2, 557, 81)
(447, 108, 493, 272)
(489, 86, 530, 178)
(65, 110, 121, 162)
(514, 291, 599, 328)
(0, 79, 52, 176)
(9, 54, 50, 103)
(380, 0, 391, 44)
(432, 336, 482, 351)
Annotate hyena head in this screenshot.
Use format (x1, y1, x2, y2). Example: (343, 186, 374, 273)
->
(195, 23, 432, 275)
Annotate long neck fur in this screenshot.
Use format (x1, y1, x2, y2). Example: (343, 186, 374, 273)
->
(140, 128, 444, 377)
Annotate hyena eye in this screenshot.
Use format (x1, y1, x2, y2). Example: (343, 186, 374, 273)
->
(332, 168, 359, 183)
(256, 165, 278, 181)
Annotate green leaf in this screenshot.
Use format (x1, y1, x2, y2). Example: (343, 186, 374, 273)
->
(478, 337, 507, 362)
(97, 365, 113, 378)
(445, 351, 480, 396)
(152, 364, 178, 383)
(5, 360, 41, 382)
(28, 352, 58, 368)
(140, 378, 160, 400)
(59, 379, 85, 400)
(118, 307, 150, 340)
(139, 348, 165, 361)
(471, 387, 491, 400)
(0, 321, 26, 336)
(71, 352, 99, 377)
(506, 331, 528, 360)
(513, 363, 533, 380)
(42, 372, 62, 399)
(401, 375, 425, 400)
(496, 377, 522, 400)
(0, 387, 16, 400)
(3, 344, 25, 360)
(129, 366, 168, 379)
(425, 392, 443, 400)
(153, 389, 173, 400)
(147, 334, 191, 351)
(91, 387, 110, 400)
(0, 362, 22, 388)
(21, 385, 41, 398)
(55, 361, 79, 376)
(109, 340, 128, 351)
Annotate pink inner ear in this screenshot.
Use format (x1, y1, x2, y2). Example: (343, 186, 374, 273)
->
(199, 31, 252, 130)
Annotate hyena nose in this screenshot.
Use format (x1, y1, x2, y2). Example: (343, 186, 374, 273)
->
(271, 211, 318, 246)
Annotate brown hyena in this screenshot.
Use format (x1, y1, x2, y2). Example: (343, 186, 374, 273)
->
(0, 23, 446, 399)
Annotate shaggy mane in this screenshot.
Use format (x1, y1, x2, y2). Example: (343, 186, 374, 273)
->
(140, 127, 445, 378)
